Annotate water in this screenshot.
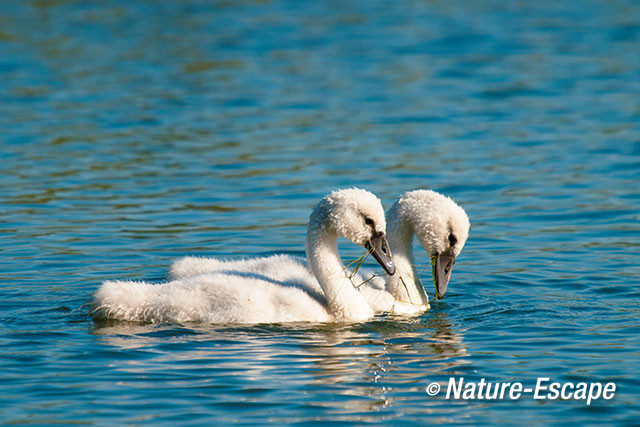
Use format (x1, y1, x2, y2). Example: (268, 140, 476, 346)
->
(1, 0, 639, 424)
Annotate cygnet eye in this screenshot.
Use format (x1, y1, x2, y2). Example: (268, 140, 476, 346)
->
(448, 233, 457, 246)
(364, 216, 374, 226)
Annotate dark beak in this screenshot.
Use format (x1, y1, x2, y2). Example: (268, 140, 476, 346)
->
(366, 234, 395, 276)
(432, 248, 456, 299)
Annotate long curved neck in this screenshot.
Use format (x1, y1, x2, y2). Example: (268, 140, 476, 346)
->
(385, 204, 429, 306)
(306, 212, 373, 321)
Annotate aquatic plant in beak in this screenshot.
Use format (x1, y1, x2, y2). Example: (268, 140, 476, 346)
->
(345, 237, 395, 288)
(344, 248, 373, 280)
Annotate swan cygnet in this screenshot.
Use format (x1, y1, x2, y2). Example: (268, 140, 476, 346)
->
(360, 190, 470, 315)
(92, 188, 395, 324)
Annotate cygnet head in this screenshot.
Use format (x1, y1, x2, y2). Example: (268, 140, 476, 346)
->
(393, 189, 470, 299)
(309, 188, 395, 275)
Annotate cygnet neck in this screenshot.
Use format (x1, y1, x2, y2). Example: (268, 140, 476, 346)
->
(385, 203, 430, 306)
(306, 209, 373, 321)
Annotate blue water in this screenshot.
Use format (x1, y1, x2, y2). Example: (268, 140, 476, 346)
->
(1, 0, 639, 424)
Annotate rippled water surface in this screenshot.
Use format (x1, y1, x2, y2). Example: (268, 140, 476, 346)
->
(1, 0, 639, 425)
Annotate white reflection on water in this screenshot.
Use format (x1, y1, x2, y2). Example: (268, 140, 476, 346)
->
(92, 313, 468, 415)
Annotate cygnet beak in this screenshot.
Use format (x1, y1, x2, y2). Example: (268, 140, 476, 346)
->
(432, 248, 456, 299)
(366, 234, 395, 276)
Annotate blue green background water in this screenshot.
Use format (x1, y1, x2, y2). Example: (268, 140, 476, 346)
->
(1, 0, 639, 424)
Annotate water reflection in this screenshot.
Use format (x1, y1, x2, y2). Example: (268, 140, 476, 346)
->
(92, 313, 468, 414)
(92, 314, 467, 363)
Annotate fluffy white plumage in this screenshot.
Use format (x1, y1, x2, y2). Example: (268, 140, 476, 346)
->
(170, 189, 470, 317)
(360, 190, 470, 314)
(92, 188, 389, 324)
